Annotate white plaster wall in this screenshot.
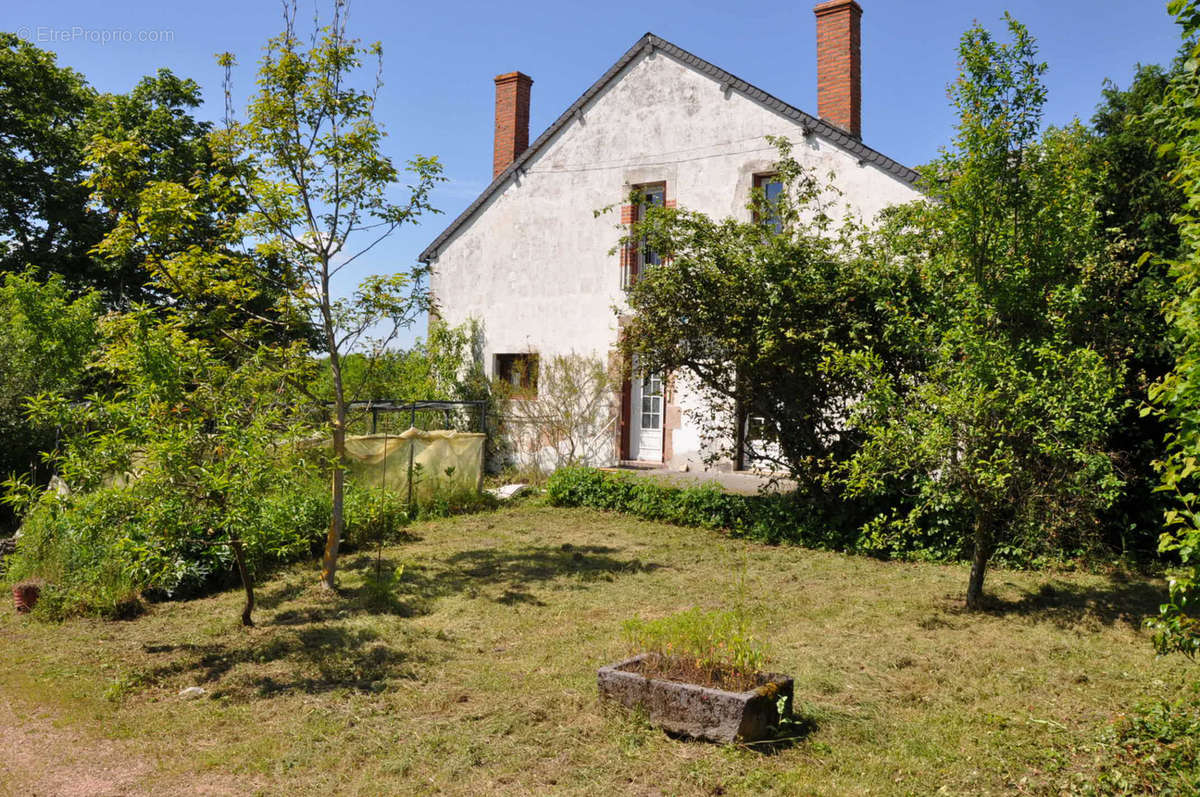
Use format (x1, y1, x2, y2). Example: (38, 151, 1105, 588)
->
(429, 47, 920, 469)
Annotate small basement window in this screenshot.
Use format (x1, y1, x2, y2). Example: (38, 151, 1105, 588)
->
(496, 353, 539, 397)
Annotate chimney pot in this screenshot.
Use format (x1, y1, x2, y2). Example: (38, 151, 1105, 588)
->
(493, 71, 533, 178)
(814, 0, 862, 139)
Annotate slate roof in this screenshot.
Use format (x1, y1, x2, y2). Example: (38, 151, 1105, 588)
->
(418, 32, 921, 263)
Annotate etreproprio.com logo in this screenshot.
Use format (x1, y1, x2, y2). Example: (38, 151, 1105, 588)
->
(16, 26, 175, 45)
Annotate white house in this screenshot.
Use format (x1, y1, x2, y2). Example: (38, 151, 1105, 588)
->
(420, 0, 921, 471)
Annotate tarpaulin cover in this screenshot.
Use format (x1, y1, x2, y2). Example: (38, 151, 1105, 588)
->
(336, 429, 485, 496)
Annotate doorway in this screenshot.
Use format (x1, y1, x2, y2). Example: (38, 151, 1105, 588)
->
(629, 369, 663, 462)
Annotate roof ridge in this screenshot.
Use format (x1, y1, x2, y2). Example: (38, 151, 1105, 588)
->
(418, 32, 919, 263)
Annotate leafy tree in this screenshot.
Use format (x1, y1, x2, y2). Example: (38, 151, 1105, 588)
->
(619, 139, 921, 499)
(0, 33, 103, 291)
(1087, 53, 1190, 553)
(0, 271, 101, 533)
(1147, 0, 1200, 656)
(86, 71, 317, 346)
(88, 2, 443, 591)
(18, 311, 315, 625)
(216, 2, 443, 589)
(0, 36, 234, 308)
(834, 16, 1123, 608)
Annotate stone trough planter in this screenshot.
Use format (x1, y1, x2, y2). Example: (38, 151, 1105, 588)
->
(598, 654, 793, 743)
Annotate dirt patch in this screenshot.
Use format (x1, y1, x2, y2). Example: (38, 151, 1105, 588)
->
(0, 695, 241, 796)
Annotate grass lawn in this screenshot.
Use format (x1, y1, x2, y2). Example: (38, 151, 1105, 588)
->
(0, 502, 1192, 795)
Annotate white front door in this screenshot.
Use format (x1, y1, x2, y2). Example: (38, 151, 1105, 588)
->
(631, 370, 663, 462)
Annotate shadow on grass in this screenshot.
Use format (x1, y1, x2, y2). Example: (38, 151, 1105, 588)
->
(131, 541, 664, 701)
(268, 558, 424, 624)
(399, 543, 664, 610)
(268, 543, 662, 624)
(141, 622, 426, 700)
(255, 579, 308, 611)
(969, 577, 1165, 628)
(644, 711, 817, 755)
(734, 711, 820, 755)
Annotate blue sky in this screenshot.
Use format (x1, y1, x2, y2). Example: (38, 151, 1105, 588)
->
(10, 1, 1186, 347)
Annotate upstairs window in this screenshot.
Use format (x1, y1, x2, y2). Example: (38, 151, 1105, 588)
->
(637, 183, 666, 271)
(496, 353, 538, 397)
(753, 173, 784, 234)
(622, 182, 666, 289)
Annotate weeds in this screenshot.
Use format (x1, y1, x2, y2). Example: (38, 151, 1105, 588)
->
(622, 607, 767, 691)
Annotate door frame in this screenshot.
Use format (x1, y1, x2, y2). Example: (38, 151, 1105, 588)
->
(622, 357, 664, 463)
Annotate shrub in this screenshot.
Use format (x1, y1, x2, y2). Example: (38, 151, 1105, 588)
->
(4, 475, 332, 619)
(545, 466, 1074, 564)
(343, 486, 410, 549)
(4, 487, 149, 618)
(5, 466, 501, 620)
(546, 467, 946, 556)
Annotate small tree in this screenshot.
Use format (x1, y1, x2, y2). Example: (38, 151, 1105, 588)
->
(218, 2, 443, 589)
(833, 16, 1123, 608)
(1147, 0, 1200, 656)
(20, 311, 314, 626)
(618, 139, 920, 497)
(88, 1, 444, 591)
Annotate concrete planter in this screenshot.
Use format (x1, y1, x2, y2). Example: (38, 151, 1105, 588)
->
(598, 654, 793, 743)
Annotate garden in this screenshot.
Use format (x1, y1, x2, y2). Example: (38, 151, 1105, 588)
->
(2, 499, 1194, 795)
(4, 1, 1200, 794)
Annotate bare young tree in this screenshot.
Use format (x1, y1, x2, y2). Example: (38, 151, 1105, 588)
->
(215, 0, 443, 589)
(497, 352, 618, 472)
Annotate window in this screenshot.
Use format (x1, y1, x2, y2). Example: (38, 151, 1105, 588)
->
(637, 184, 666, 271)
(496, 353, 538, 397)
(640, 372, 663, 431)
(622, 182, 666, 289)
(753, 173, 784, 234)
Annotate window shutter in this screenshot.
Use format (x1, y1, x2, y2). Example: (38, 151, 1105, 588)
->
(620, 203, 637, 287)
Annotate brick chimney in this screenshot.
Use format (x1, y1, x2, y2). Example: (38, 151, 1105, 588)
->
(493, 71, 533, 178)
(814, 0, 862, 139)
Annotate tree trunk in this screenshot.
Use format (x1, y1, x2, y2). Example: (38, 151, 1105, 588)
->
(319, 263, 347, 592)
(733, 368, 749, 472)
(322, 408, 346, 590)
(230, 536, 255, 627)
(965, 516, 993, 610)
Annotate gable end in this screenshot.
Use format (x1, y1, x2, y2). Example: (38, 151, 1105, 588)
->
(418, 33, 921, 264)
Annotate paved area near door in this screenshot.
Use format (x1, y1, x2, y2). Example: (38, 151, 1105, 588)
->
(603, 465, 794, 495)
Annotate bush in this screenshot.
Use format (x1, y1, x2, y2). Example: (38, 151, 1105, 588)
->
(5, 466, 501, 620)
(343, 480, 498, 549)
(546, 467, 952, 557)
(4, 488, 149, 618)
(4, 476, 332, 619)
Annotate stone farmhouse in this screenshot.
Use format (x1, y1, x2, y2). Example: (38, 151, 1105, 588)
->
(419, 0, 921, 471)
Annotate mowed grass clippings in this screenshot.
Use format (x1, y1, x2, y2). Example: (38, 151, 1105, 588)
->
(0, 502, 1191, 795)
